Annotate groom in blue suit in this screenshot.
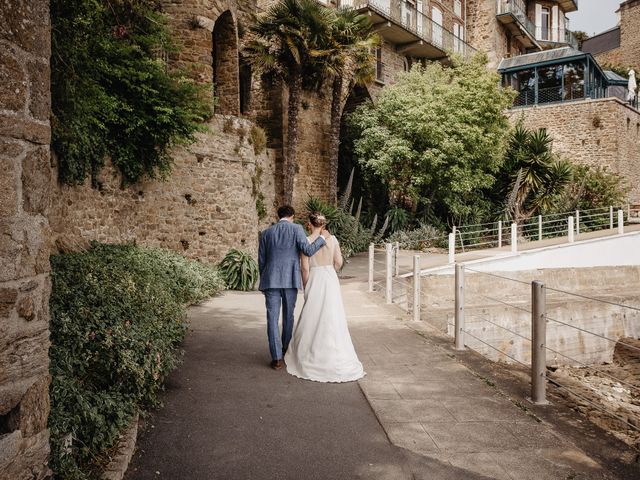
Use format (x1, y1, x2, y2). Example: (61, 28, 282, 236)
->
(258, 205, 328, 369)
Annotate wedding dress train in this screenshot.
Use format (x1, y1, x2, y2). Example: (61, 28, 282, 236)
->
(285, 236, 365, 383)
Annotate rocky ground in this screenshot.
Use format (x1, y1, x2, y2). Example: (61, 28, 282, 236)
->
(551, 338, 640, 450)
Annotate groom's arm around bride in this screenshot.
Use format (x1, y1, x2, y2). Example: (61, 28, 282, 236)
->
(257, 205, 328, 369)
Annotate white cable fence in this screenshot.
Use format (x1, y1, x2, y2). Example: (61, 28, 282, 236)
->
(368, 242, 422, 320)
(450, 265, 640, 439)
(451, 205, 632, 261)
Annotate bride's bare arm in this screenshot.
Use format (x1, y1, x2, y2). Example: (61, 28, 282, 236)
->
(301, 254, 310, 288)
(333, 237, 343, 271)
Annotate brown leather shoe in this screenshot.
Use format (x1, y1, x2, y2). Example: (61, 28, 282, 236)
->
(270, 360, 284, 370)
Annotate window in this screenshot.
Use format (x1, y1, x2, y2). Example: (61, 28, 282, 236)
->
(541, 6, 550, 41)
(504, 69, 536, 107)
(454, 0, 462, 17)
(453, 23, 464, 53)
(416, 0, 424, 36)
(537, 65, 563, 103)
(431, 6, 443, 47)
(375, 46, 383, 82)
(402, 0, 415, 28)
(563, 62, 585, 101)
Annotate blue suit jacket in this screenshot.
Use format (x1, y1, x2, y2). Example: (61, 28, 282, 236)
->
(258, 220, 326, 291)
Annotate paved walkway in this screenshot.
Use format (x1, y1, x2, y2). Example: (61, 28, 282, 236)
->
(126, 259, 627, 479)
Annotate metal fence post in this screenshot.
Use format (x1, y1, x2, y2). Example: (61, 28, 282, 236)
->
(368, 243, 374, 293)
(385, 243, 393, 304)
(575, 210, 580, 235)
(394, 241, 400, 277)
(413, 255, 421, 322)
(498, 220, 502, 248)
(448, 233, 455, 264)
(538, 215, 543, 241)
(531, 281, 548, 405)
(511, 223, 518, 253)
(618, 209, 624, 235)
(610, 205, 614, 230)
(568, 216, 574, 243)
(454, 263, 465, 350)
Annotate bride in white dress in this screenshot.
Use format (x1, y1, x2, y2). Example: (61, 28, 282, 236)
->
(285, 212, 365, 383)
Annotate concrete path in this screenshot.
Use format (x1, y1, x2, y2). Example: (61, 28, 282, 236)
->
(126, 259, 623, 479)
(126, 290, 494, 480)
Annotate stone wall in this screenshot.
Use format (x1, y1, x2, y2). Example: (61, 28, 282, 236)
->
(507, 97, 640, 203)
(466, 0, 513, 68)
(0, 1, 52, 478)
(618, 0, 640, 69)
(50, 116, 278, 264)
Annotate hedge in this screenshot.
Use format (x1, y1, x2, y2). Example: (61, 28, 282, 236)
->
(48, 243, 225, 479)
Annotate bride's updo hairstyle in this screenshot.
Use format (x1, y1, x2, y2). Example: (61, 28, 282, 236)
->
(309, 211, 327, 228)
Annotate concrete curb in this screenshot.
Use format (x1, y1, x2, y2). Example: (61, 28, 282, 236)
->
(101, 413, 139, 480)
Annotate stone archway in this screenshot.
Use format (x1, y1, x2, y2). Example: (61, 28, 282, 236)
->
(212, 10, 240, 115)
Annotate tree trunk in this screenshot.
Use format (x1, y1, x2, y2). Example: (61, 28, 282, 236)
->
(328, 75, 344, 205)
(283, 68, 303, 206)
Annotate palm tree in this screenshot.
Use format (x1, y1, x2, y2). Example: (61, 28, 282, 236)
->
(323, 8, 379, 204)
(245, 0, 332, 205)
(504, 125, 572, 223)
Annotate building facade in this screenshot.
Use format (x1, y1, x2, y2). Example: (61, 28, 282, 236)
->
(466, 0, 578, 67)
(582, 0, 640, 70)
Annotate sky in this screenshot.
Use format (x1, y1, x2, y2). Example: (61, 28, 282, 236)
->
(566, 0, 621, 36)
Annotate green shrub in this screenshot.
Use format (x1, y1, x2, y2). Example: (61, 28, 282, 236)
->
(51, 0, 211, 185)
(48, 243, 224, 479)
(303, 196, 372, 258)
(386, 224, 446, 250)
(219, 249, 259, 291)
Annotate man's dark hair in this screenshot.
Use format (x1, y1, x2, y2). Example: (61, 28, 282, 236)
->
(277, 205, 295, 219)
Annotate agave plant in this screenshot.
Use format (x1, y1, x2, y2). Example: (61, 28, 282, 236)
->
(219, 249, 259, 291)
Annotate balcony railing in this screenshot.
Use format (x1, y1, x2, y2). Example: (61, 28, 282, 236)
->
(339, 0, 476, 58)
(497, 0, 537, 41)
(535, 26, 579, 48)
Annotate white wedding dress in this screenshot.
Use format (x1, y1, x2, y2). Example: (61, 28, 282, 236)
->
(285, 235, 365, 383)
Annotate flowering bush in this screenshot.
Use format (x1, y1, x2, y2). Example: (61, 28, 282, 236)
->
(48, 243, 224, 479)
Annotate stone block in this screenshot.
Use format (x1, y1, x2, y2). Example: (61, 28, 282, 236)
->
(0, 115, 50, 145)
(0, 49, 27, 113)
(0, 137, 25, 158)
(0, 287, 18, 318)
(0, 329, 49, 387)
(0, 156, 19, 218)
(0, 431, 21, 472)
(0, 0, 51, 57)
(15, 376, 50, 437)
(26, 61, 50, 122)
(21, 146, 51, 215)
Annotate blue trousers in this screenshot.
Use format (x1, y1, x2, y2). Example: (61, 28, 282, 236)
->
(263, 288, 298, 361)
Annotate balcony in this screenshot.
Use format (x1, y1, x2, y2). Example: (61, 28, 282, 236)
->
(557, 0, 578, 14)
(496, 0, 540, 50)
(338, 0, 476, 59)
(536, 27, 579, 49)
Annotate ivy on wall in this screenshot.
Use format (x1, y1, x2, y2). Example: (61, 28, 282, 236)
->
(51, 0, 212, 185)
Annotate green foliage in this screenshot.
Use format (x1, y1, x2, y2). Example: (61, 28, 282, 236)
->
(49, 243, 224, 479)
(51, 0, 211, 185)
(219, 250, 259, 291)
(348, 56, 515, 224)
(498, 123, 573, 223)
(386, 206, 409, 232)
(304, 196, 372, 258)
(547, 165, 629, 214)
(386, 224, 446, 251)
